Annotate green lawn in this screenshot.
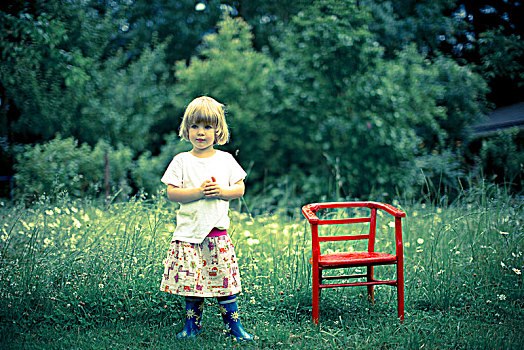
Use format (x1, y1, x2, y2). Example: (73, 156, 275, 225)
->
(1, 187, 522, 349)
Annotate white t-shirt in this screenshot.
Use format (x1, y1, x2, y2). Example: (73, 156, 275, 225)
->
(161, 150, 247, 244)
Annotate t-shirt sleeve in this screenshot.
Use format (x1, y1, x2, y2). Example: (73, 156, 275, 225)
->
(228, 154, 247, 185)
(161, 155, 183, 187)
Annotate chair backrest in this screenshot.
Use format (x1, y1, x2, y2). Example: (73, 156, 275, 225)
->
(302, 202, 406, 257)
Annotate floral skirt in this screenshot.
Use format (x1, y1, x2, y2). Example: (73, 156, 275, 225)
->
(160, 234, 242, 297)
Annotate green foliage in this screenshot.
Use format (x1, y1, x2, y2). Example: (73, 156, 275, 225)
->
(0, 2, 172, 154)
(366, 0, 523, 107)
(349, 45, 447, 191)
(1, 0, 515, 202)
(412, 150, 466, 203)
(79, 44, 171, 152)
(133, 133, 191, 195)
(266, 0, 386, 195)
(478, 129, 524, 190)
(113, 0, 223, 64)
(455, 0, 524, 106)
(364, 0, 461, 55)
(432, 56, 489, 145)
(478, 26, 524, 83)
(14, 137, 133, 201)
(171, 14, 275, 181)
(264, 0, 485, 198)
(0, 3, 112, 140)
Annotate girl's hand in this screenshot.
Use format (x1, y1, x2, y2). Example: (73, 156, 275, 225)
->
(203, 177, 222, 198)
(167, 178, 243, 203)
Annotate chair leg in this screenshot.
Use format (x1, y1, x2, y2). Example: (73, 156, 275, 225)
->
(367, 266, 374, 304)
(397, 262, 405, 323)
(312, 266, 320, 325)
(318, 270, 323, 299)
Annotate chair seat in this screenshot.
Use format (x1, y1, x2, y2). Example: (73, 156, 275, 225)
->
(311, 251, 397, 266)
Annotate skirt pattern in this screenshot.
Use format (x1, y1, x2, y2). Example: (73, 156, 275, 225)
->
(160, 235, 242, 297)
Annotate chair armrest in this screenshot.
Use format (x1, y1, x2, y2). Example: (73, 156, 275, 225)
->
(302, 202, 370, 223)
(302, 201, 406, 223)
(302, 204, 320, 224)
(368, 202, 406, 218)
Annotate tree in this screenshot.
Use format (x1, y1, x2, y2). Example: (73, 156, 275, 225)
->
(363, 0, 461, 57)
(76, 44, 170, 153)
(459, 0, 524, 106)
(109, 0, 222, 65)
(220, 0, 310, 51)
(267, 0, 487, 197)
(170, 14, 276, 184)
(0, 1, 111, 143)
(366, 0, 524, 107)
(0, 1, 171, 153)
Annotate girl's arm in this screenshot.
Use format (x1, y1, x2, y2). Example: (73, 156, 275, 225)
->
(219, 180, 246, 201)
(211, 179, 245, 201)
(166, 183, 207, 203)
(166, 179, 245, 203)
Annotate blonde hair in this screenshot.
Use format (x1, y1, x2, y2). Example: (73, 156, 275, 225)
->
(179, 96, 230, 145)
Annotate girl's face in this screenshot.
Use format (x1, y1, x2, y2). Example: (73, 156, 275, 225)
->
(188, 122, 216, 156)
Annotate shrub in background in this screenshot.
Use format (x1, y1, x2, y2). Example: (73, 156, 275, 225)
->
(133, 133, 191, 195)
(4, 2, 504, 205)
(138, 3, 489, 203)
(411, 150, 466, 204)
(478, 128, 523, 192)
(265, 1, 465, 199)
(170, 14, 275, 187)
(78, 44, 171, 153)
(14, 137, 133, 201)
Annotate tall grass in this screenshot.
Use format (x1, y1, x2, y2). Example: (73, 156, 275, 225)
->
(0, 184, 522, 349)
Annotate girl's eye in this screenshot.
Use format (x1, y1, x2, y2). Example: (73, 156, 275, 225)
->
(205, 125, 213, 130)
(190, 124, 198, 129)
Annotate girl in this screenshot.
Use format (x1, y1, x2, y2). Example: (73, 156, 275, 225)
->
(160, 96, 254, 341)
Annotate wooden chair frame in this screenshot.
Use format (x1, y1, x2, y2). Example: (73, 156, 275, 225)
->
(302, 201, 406, 324)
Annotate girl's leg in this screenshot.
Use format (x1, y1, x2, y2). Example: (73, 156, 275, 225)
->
(217, 294, 254, 341)
(176, 296, 204, 339)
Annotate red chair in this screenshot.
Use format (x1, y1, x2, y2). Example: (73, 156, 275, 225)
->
(302, 201, 406, 324)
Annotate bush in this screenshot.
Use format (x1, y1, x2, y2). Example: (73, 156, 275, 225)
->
(412, 150, 466, 204)
(133, 133, 191, 195)
(14, 137, 133, 201)
(478, 128, 523, 192)
(170, 14, 275, 186)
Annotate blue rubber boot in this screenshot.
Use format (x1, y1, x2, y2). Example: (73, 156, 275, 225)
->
(217, 295, 254, 341)
(176, 296, 204, 339)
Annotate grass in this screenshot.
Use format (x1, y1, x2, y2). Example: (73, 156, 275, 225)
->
(0, 185, 522, 349)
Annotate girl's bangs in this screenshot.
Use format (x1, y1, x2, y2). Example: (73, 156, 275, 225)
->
(188, 109, 220, 127)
